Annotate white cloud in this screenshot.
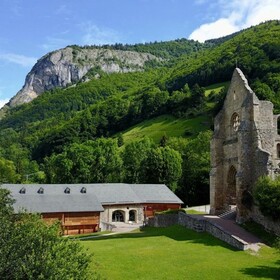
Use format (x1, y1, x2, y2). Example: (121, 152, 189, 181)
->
(189, 0, 280, 42)
(0, 53, 37, 67)
(0, 98, 9, 109)
(81, 22, 121, 46)
(189, 18, 239, 42)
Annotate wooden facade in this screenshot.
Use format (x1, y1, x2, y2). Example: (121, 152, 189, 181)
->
(43, 212, 100, 235)
(143, 203, 181, 218)
(41, 204, 181, 235)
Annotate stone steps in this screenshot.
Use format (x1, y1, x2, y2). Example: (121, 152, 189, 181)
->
(218, 207, 237, 220)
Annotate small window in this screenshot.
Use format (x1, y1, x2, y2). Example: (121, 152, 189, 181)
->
(19, 187, 26, 194)
(80, 187, 86, 193)
(37, 187, 44, 194)
(64, 187, 70, 194)
(277, 144, 280, 158)
(277, 117, 280, 135)
(231, 113, 240, 132)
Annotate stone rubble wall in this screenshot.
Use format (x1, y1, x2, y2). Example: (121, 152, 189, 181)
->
(250, 205, 280, 236)
(178, 212, 205, 232)
(148, 214, 178, 227)
(148, 213, 249, 250)
(204, 220, 248, 250)
(99, 221, 116, 232)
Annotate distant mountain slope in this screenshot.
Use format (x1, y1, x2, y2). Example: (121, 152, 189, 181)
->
(4, 38, 211, 111)
(76, 38, 212, 59)
(0, 21, 280, 162)
(7, 47, 160, 108)
(165, 20, 280, 91)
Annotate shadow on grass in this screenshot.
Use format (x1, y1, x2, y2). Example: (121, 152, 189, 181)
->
(240, 260, 280, 279)
(81, 225, 237, 251)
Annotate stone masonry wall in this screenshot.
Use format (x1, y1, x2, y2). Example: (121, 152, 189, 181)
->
(204, 221, 248, 250)
(178, 212, 205, 232)
(148, 214, 178, 227)
(148, 213, 249, 250)
(251, 205, 280, 236)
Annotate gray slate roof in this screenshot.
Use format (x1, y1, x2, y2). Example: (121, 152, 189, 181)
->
(2, 184, 183, 214)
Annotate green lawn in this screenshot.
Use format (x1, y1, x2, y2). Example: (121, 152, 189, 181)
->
(82, 226, 280, 280)
(122, 114, 210, 144)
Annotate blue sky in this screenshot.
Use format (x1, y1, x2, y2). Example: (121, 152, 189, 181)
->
(0, 0, 279, 107)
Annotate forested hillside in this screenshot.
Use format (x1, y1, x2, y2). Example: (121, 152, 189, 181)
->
(70, 38, 213, 60)
(0, 20, 280, 206)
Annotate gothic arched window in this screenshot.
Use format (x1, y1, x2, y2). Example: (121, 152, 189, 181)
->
(277, 117, 280, 135)
(231, 113, 240, 132)
(277, 143, 280, 158)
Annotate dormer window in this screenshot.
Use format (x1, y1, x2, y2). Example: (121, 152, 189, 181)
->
(64, 187, 70, 194)
(80, 187, 87, 194)
(37, 187, 44, 194)
(19, 187, 26, 194)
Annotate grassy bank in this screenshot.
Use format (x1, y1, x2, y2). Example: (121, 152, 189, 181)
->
(82, 225, 279, 279)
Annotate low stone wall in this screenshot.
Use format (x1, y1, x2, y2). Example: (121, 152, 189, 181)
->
(250, 206, 280, 236)
(100, 221, 116, 231)
(148, 214, 178, 227)
(178, 212, 205, 232)
(205, 220, 248, 250)
(148, 212, 249, 250)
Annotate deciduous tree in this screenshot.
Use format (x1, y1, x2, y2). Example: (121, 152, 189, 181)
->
(0, 188, 96, 279)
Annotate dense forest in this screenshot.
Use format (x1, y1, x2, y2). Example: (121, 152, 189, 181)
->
(1, 20, 280, 206)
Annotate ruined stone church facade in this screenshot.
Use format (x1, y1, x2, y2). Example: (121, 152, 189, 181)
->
(210, 68, 280, 222)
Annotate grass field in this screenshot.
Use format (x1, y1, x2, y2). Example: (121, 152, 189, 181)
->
(121, 83, 229, 145)
(83, 226, 280, 280)
(122, 114, 211, 144)
(205, 81, 230, 96)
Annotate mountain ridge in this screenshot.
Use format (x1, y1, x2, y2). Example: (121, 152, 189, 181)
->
(7, 47, 161, 109)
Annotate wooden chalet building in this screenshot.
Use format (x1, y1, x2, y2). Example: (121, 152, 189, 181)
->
(3, 184, 183, 235)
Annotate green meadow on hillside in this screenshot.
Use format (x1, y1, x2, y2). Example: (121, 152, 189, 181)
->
(83, 226, 280, 280)
(122, 114, 211, 144)
(205, 81, 230, 96)
(122, 82, 228, 144)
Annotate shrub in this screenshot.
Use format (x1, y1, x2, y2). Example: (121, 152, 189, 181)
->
(155, 208, 187, 215)
(253, 176, 280, 220)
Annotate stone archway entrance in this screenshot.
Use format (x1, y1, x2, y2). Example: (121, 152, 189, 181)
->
(112, 210, 125, 222)
(226, 166, 237, 206)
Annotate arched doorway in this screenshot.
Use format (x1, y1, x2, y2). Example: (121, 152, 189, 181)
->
(129, 210, 136, 222)
(112, 210, 125, 222)
(226, 166, 237, 205)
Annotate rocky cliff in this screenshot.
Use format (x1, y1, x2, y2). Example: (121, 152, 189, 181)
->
(7, 46, 160, 107)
